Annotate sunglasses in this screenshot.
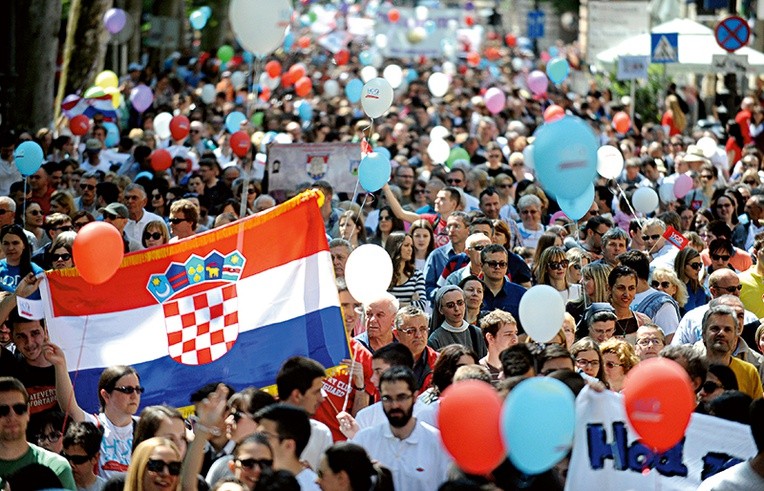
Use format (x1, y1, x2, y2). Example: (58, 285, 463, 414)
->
(699, 381, 723, 394)
(231, 410, 254, 423)
(471, 244, 485, 252)
(744, 180, 758, 186)
(237, 458, 272, 470)
(111, 385, 145, 395)
(446, 179, 463, 185)
(651, 281, 671, 289)
(497, 183, 512, 188)
(0, 210, 10, 216)
(143, 232, 163, 241)
(716, 284, 742, 293)
(711, 254, 731, 261)
(548, 260, 569, 271)
(688, 262, 703, 270)
(27, 210, 42, 216)
(151, 194, 162, 199)
(54, 226, 73, 232)
(379, 215, 392, 221)
(146, 459, 182, 476)
(701, 174, 714, 180)
(62, 452, 91, 465)
(641, 234, 661, 241)
(169, 217, 190, 224)
(413, 189, 426, 195)
(37, 430, 62, 443)
(485, 260, 508, 269)
(73, 221, 90, 229)
(52, 253, 71, 262)
(0, 403, 27, 417)
(80, 184, 96, 191)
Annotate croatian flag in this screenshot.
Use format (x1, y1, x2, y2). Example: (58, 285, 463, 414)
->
(61, 93, 118, 121)
(40, 191, 349, 412)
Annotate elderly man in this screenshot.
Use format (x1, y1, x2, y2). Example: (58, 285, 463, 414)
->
(123, 184, 165, 247)
(478, 310, 519, 380)
(641, 218, 678, 270)
(329, 238, 352, 280)
(598, 227, 629, 267)
(394, 306, 438, 390)
(516, 194, 545, 250)
(481, 244, 526, 332)
(440, 233, 491, 286)
(354, 293, 399, 354)
(634, 324, 666, 360)
(75, 172, 99, 214)
(428, 286, 486, 357)
(699, 305, 762, 399)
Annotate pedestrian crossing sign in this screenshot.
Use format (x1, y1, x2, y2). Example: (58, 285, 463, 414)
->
(651, 33, 678, 64)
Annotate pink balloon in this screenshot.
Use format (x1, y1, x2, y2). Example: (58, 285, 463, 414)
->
(527, 71, 548, 95)
(673, 174, 694, 199)
(540, 51, 551, 62)
(484, 87, 506, 114)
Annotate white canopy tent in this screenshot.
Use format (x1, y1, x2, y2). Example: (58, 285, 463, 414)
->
(595, 18, 764, 75)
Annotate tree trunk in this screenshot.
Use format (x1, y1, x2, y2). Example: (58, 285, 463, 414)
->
(5, 0, 61, 132)
(124, 0, 143, 65)
(64, 0, 113, 98)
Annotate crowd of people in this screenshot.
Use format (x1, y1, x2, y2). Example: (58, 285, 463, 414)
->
(3, 8, 764, 488)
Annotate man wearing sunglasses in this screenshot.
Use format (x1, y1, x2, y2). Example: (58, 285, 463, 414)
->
(640, 218, 679, 271)
(480, 244, 526, 334)
(74, 173, 99, 215)
(62, 422, 104, 491)
(0, 376, 75, 489)
(31, 213, 72, 269)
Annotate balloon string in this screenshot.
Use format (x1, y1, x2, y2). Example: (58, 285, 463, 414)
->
(614, 181, 644, 229)
(341, 350, 357, 413)
(22, 178, 27, 229)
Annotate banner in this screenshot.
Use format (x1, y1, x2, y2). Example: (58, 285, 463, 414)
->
(268, 143, 362, 195)
(41, 191, 349, 412)
(565, 388, 756, 490)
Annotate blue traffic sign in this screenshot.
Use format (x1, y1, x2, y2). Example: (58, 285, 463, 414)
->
(715, 16, 750, 53)
(650, 32, 678, 64)
(527, 10, 545, 40)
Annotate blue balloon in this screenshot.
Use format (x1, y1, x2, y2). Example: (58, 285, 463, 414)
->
(373, 147, 391, 161)
(13, 141, 43, 176)
(533, 116, 598, 200)
(225, 111, 246, 134)
(549, 46, 559, 58)
(358, 153, 391, 192)
(345, 78, 363, 103)
(501, 377, 575, 475)
(103, 122, 119, 148)
(557, 184, 595, 221)
(297, 101, 313, 122)
(199, 6, 212, 20)
(359, 50, 373, 66)
(424, 20, 436, 34)
(189, 10, 207, 30)
(242, 51, 254, 64)
(283, 32, 294, 52)
(406, 69, 418, 83)
(546, 57, 570, 85)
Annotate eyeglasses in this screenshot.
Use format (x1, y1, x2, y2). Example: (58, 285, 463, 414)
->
(701, 174, 714, 180)
(125, 195, 141, 201)
(73, 221, 90, 230)
(604, 361, 623, 369)
(497, 183, 512, 188)
(27, 210, 42, 216)
(62, 452, 91, 465)
(575, 358, 600, 368)
(485, 260, 508, 269)
(0, 403, 27, 417)
(699, 381, 723, 394)
(642, 234, 661, 242)
(143, 232, 163, 241)
(0, 210, 11, 216)
(37, 430, 62, 443)
(231, 410, 254, 423)
(189, 129, 200, 134)
(80, 183, 96, 191)
(146, 459, 182, 476)
(446, 178, 463, 185)
(520, 209, 539, 215)
(381, 393, 413, 404)
(651, 281, 671, 289)
(53, 225, 73, 232)
(715, 284, 742, 293)
(710, 253, 731, 261)
(397, 326, 429, 336)
(52, 253, 71, 262)
(443, 299, 465, 309)
(548, 260, 569, 271)
(636, 337, 663, 347)
(488, 153, 502, 159)
(111, 385, 145, 395)
(572, 264, 582, 271)
(413, 189, 426, 195)
(237, 458, 272, 470)
(169, 217, 190, 224)
(379, 215, 392, 221)
(470, 244, 485, 252)
(688, 262, 703, 270)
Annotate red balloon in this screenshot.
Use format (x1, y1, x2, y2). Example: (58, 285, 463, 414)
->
(259, 86, 271, 102)
(265, 60, 282, 78)
(297, 36, 311, 49)
(69, 115, 90, 136)
(505, 33, 517, 47)
(169, 115, 190, 141)
(484, 47, 501, 61)
(544, 104, 565, 122)
(465, 15, 475, 27)
(334, 49, 350, 66)
(280, 71, 295, 88)
(288, 63, 306, 81)
(150, 149, 172, 172)
(613, 111, 631, 134)
(294, 76, 313, 97)
(623, 357, 695, 453)
(467, 52, 481, 67)
(230, 131, 251, 158)
(438, 380, 505, 475)
(387, 8, 400, 22)
(73, 222, 124, 285)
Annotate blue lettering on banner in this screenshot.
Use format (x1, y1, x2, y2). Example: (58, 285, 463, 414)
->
(701, 452, 744, 480)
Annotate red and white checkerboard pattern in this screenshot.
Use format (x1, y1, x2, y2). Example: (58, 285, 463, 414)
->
(163, 284, 239, 365)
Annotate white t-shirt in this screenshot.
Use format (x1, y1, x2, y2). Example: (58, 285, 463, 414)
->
(296, 468, 321, 490)
(697, 460, 764, 490)
(299, 419, 332, 471)
(85, 413, 135, 479)
(355, 400, 428, 429)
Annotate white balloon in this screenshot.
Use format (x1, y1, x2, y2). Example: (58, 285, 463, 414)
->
(447, 19, 458, 31)
(441, 61, 456, 76)
(375, 33, 388, 49)
(231, 71, 246, 90)
(523, 144, 534, 170)
(511, 58, 523, 71)
(382, 64, 403, 89)
(154, 112, 173, 140)
(229, 0, 292, 56)
(430, 126, 449, 140)
(415, 5, 428, 21)
(344, 244, 393, 305)
(259, 72, 280, 91)
(200, 84, 216, 104)
(324, 79, 340, 97)
(428, 138, 450, 163)
(697, 136, 717, 158)
(274, 132, 293, 144)
(427, 72, 449, 97)
(361, 77, 394, 119)
(360, 66, 378, 83)
(519, 285, 565, 343)
(370, 51, 384, 69)
(632, 186, 659, 214)
(658, 181, 675, 204)
(442, 40, 456, 58)
(597, 145, 625, 179)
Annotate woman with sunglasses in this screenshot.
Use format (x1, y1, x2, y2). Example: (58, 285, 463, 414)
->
(23, 202, 45, 249)
(71, 210, 95, 232)
(650, 267, 689, 316)
(142, 220, 170, 249)
(0, 224, 43, 299)
(698, 364, 739, 405)
(125, 437, 182, 491)
(48, 231, 75, 270)
(567, 262, 612, 338)
(368, 206, 403, 249)
(534, 247, 582, 303)
(599, 338, 639, 392)
(565, 248, 591, 287)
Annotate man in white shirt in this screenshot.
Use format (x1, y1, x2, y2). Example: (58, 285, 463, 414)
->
(122, 184, 166, 247)
(352, 367, 451, 491)
(642, 218, 678, 270)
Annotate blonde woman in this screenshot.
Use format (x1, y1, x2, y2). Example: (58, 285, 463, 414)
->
(124, 437, 181, 491)
(566, 262, 613, 336)
(651, 267, 689, 315)
(534, 246, 581, 302)
(566, 248, 592, 286)
(600, 338, 640, 392)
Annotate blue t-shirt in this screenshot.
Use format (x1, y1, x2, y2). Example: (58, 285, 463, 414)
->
(0, 260, 43, 300)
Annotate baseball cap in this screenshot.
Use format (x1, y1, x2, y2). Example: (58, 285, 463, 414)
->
(85, 139, 102, 151)
(128, 62, 143, 72)
(99, 203, 129, 219)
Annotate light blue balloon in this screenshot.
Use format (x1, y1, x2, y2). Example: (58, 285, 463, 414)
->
(546, 57, 570, 85)
(549, 46, 559, 58)
(13, 141, 43, 176)
(345, 78, 363, 103)
(242, 51, 254, 64)
(533, 116, 598, 200)
(283, 32, 294, 52)
(518, 36, 532, 49)
(406, 69, 418, 83)
(199, 6, 212, 20)
(189, 10, 207, 30)
(489, 63, 500, 78)
(358, 153, 391, 192)
(225, 111, 246, 134)
(424, 20, 436, 34)
(103, 122, 119, 148)
(297, 101, 313, 122)
(557, 184, 595, 220)
(373, 147, 391, 161)
(359, 50, 373, 66)
(501, 377, 575, 475)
